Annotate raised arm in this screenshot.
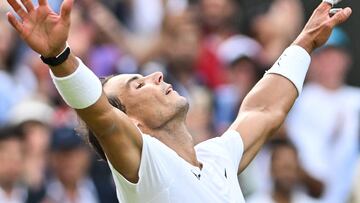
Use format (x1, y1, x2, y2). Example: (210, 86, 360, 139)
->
(6, 0, 142, 183)
(229, 2, 352, 173)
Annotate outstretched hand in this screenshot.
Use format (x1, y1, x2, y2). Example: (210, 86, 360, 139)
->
(7, 0, 73, 57)
(294, 2, 352, 53)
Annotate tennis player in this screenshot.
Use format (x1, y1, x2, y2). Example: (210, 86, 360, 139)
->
(5, 0, 351, 202)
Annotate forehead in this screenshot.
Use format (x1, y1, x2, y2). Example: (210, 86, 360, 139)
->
(103, 74, 142, 94)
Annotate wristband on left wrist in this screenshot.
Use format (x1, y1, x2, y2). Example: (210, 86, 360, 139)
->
(40, 43, 71, 66)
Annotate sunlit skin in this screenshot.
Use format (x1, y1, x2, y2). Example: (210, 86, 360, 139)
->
(103, 73, 188, 131)
(6, 0, 352, 185)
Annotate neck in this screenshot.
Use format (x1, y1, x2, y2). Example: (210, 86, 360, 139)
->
(0, 181, 15, 197)
(272, 187, 291, 203)
(319, 81, 342, 91)
(148, 119, 201, 168)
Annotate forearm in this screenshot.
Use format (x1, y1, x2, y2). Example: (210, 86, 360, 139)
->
(234, 46, 310, 172)
(240, 74, 297, 126)
(47, 51, 116, 135)
(229, 1, 352, 173)
(240, 43, 311, 128)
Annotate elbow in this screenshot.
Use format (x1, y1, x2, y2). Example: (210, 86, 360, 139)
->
(269, 110, 287, 131)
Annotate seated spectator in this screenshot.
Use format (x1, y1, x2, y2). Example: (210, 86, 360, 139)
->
(44, 127, 99, 203)
(247, 140, 322, 203)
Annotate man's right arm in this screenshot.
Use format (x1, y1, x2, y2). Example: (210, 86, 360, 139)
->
(6, 0, 142, 183)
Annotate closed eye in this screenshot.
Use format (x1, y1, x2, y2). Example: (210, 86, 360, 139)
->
(136, 83, 144, 89)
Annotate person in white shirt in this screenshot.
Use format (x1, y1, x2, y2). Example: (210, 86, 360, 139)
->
(247, 140, 321, 203)
(5, 0, 352, 202)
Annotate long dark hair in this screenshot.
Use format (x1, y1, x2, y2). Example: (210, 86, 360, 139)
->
(77, 75, 126, 161)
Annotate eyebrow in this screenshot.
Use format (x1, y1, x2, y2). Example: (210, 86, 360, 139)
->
(125, 76, 140, 88)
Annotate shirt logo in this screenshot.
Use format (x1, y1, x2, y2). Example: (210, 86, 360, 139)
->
(191, 169, 201, 180)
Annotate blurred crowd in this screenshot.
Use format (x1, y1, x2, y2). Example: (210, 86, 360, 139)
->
(0, 0, 359, 202)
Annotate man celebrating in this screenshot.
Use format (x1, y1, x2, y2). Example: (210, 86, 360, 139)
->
(5, 0, 351, 202)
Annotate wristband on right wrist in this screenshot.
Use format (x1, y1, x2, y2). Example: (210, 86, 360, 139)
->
(265, 45, 311, 96)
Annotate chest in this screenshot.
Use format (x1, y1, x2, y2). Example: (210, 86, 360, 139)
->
(162, 156, 243, 203)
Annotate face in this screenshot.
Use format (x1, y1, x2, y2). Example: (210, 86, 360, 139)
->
(229, 59, 259, 95)
(50, 148, 90, 185)
(271, 146, 300, 192)
(0, 138, 24, 189)
(163, 11, 200, 68)
(200, 0, 235, 29)
(22, 122, 50, 155)
(104, 72, 188, 130)
(310, 48, 350, 89)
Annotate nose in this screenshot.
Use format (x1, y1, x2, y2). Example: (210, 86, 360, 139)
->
(151, 72, 163, 85)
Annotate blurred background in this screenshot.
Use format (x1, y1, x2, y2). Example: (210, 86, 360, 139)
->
(0, 0, 359, 202)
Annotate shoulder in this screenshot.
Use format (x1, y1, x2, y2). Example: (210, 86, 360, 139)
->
(195, 130, 243, 153)
(195, 130, 244, 169)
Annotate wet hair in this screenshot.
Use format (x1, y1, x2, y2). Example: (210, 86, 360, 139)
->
(77, 75, 126, 161)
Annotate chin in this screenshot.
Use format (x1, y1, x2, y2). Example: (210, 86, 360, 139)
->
(172, 96, 189, 118)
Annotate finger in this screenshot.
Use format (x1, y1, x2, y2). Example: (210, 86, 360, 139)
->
(329, 7, 352, 27)
(20, 0, 35, 12)
(7, 12, 24, 34)
(322, 0, 334, 7)
(60, 0, 73, 22)
(7, 0, 28, 19)
(329, 8, 342, 17)
(38, 0, 48, 6)
(317, 2, 332, 13)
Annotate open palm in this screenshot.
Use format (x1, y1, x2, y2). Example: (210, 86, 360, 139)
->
(7, 0, 73, 57)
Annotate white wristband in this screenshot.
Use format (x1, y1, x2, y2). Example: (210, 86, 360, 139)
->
(50, 58, 103, 109)
(265, 45, 311, 96)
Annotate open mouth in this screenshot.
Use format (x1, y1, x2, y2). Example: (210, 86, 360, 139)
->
(166, 85, 173, 95)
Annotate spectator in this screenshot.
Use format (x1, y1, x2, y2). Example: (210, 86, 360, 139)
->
(196, 0, 241, 89)
(44, 127, 100, 203)
(247, 140, 321, 203)
(214, 34, 262, 133)
(0, 126, 26, 203)
(0, 17, 37, 125)
(286, 28, 360, 203)
(250, 0, 304, 65)
(8, 99, 55, 203)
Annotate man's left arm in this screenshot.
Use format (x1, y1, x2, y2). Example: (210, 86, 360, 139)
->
(228, 2, 352, 174)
